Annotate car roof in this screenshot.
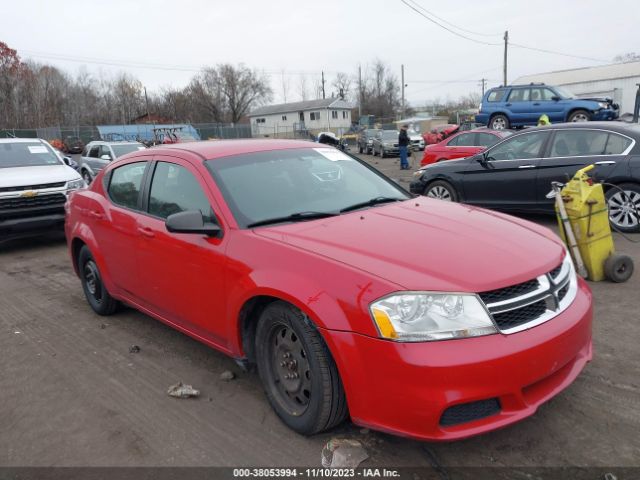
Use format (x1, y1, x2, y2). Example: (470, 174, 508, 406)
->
(147, 139, 319, 160)
(87, 140, 143, 145)
(530, 121, 640, 135)
(0, 138, 46, 144)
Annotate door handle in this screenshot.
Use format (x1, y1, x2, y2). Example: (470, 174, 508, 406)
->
(533, 102, 540, 106)
(505, 103, 512, 106)
(137, 227, 155, 238)
(518, 165, 537, 169)
(594, 160, 616, 165)
(88, 210, 103, 220)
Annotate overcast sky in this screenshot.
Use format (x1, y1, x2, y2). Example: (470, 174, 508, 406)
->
(4, 0, 639, 108)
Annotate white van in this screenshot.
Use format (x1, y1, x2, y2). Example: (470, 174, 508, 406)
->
(0, 138, 85, 242)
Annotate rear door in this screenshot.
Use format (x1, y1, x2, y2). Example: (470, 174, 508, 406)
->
(462, 130, 551, 210)
(95, 145, 113, 174)
(535, 128, 634, 208)
(85, 145, 101, 173)
(444, 132, 480, 160)
(504, 88, 533, 125)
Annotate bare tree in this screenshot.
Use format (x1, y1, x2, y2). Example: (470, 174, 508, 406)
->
(613, 52, 640, 63)
(360, 59, 401, 121)
(280, 69, 290, 103)
(332, 72, 352, 100)
(298, 74, 309, 101)
(218, 64, 272, 123)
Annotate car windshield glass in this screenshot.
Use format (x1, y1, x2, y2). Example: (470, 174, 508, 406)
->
(0, 142, 62, 168)
(555, 86, 575, 99)
(111, 144, 145, 158)
(366, 129, 378, 136)
(382, 131, 397, 140)
(205, 148, 410, 228)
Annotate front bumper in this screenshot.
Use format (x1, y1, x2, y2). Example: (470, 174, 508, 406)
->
(592, 108, 619, 121)
(409, 174, 427, 194)
(323, 278, 592, 441)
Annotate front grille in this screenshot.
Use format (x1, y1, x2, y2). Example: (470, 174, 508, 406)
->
(492, 299, 548, 330)
(440, 398, 501, 426)
(549, 264, 562, 280)
(0, 193, 67, 210)
(479, 278, 540, 304)
(558, 284, 569, 302)
(0, 182, 66, 193)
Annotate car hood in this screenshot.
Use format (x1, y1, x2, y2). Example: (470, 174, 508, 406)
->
(0, 165, 80, 188)
(254, 200, 564, 293)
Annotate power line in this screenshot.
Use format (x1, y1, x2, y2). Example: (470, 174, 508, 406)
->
(400, 0, 501, 46)
(510, 43, 609, 63)
(405, 0, 501, 37)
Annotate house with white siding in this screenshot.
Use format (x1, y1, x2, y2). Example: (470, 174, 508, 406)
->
(249, 98, 353, 137)
(514, 61, 640, 116)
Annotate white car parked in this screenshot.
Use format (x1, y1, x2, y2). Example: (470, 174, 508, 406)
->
(0, 138, 85, 242)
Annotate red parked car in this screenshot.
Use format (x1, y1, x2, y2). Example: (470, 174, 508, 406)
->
(422, 124, 459, 145)
(421, 129, 513, 166)
(65, 140, 592, 441)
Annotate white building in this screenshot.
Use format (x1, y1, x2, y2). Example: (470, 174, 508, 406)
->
(249, 98, 353, 137)
(514, 61, 640, 116)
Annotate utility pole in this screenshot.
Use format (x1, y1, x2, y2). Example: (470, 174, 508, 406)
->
(503, 30, 509, 86)
(479, 78, 487, 96)
(358, 65, 362, 118)
(144, 86, 150, 118)
(401, 64, 405, 118)
(321, 71, 326, 99)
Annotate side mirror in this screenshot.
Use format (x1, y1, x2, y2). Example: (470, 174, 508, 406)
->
(62, 156, 71, 166)
(166, 210, 221, 237)
(100, 154, 112, 161)
(551, 96, 560, 101)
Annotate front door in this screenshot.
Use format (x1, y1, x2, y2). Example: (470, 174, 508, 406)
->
(530, 87, 566, 123)
(135, 157, 229, 345)
(462, 130, 551, 211)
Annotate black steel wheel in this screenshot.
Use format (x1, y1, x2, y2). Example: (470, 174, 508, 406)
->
(255, 301, 347, 435)
(78, 246, 118, 315)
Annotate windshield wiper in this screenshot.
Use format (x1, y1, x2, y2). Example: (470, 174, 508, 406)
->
(339, 196, 405, 213)
(247, 211, 339, 228)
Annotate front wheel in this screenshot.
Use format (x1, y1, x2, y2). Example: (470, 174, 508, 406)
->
(255, 301, 347, 435)
(568, 109, 591, 122)
(424, 180, 458, 202)
(606, 183, 640, 233)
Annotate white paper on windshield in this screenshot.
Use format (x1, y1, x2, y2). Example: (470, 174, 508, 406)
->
(314, 148, 352, 161)
(28, 146, 48, 154)
(137, 147, 146, 150)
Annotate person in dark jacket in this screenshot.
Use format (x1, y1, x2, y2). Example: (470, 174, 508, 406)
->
(398, 124, 410, 169)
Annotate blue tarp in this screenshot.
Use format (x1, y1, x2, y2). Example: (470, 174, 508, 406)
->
(95, 124, 200, 142)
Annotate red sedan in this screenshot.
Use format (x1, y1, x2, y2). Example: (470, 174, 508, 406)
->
(65, 139, 592, 441)
(422, 124, 459, 145)
(421, 129, 513, 166)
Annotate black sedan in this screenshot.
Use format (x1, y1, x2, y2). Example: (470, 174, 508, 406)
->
(410, 122, 640, 232)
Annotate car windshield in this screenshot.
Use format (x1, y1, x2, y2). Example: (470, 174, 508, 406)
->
(555, 86, 575, 99)
(205, 148, 410, 228)
(382, 131, 397, 140)
(366, 129, 378, 136)
(111, 143, 146, 158)
(0, 141, 62, 168)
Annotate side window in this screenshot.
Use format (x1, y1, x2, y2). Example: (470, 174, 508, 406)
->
(449, 133, 474, 146)
(100, 145, 112, 160)
(148, 162, 213, 222)
(487, 132, 548, 160)
(89, 146, 100, 158)
(487, 89, 506, 102)
(550, 130, 608, 157)
(108, 162, 147, 210)
(508, 88, 530, 102)
(603, 133, 632, 155)
(476, 133, 500, 147)
(540, 88, 557, 101)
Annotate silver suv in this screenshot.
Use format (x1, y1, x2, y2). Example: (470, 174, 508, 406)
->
(0, 138, 84, 242)
(79, 141, 146, 184)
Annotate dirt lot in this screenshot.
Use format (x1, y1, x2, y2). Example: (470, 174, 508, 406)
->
(1, 152, 639, 470)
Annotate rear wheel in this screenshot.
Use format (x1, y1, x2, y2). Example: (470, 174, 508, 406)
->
(606, 183, 640, 233)
(489, 114, 510, 130)
(568, 109, 591, 122)
(78, 246, 118, 315)
(424, 180, 458, 202)
(358, 144, 363, 154)
(255, 301, 347, 435)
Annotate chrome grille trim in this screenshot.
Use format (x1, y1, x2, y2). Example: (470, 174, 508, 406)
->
(481, 260, 578, 334)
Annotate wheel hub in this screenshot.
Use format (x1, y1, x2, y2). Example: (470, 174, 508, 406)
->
(84, 263, 98, 295)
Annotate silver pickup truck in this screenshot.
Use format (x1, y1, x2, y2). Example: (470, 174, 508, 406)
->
(0, 138, 85, 242)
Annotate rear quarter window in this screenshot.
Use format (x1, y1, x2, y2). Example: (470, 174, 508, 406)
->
(486, 89, 507, 102)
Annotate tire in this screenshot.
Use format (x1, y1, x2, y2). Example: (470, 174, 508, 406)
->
(82, 170, 93, 185)
(424, 180, 458, 202)
(605, 183, 640, 233)
(78, 246, 118, 315)
(380, 148, 385, 158)
(604, 253, 634, 283)
(568, 109, 591, 122)
(358, 144, 363, 154)
(489, 114, 510, 130)
(255, 301, 348, 435)
(371, 146, 376, 157)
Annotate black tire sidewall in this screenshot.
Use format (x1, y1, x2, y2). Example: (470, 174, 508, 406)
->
(490, 114, 509, 130)
(78, 246, 113, 315)
(605, 254, 634, 283)
(255, 303, 332, 434)
(568, 109, 591, 122)
(425, 180, 458, 202)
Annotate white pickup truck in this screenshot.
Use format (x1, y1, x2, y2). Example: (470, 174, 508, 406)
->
(0, 138, 85, 242)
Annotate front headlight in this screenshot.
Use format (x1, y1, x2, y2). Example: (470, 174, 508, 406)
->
(66, 179, 86, 191)
(367, 140, 373, 144)
(370, 292, 497, 342)
(384, 142, 393, 147)
(597, 102, 608, 109)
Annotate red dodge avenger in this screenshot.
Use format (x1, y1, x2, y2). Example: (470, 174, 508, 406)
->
(65, 139, 592, 441)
